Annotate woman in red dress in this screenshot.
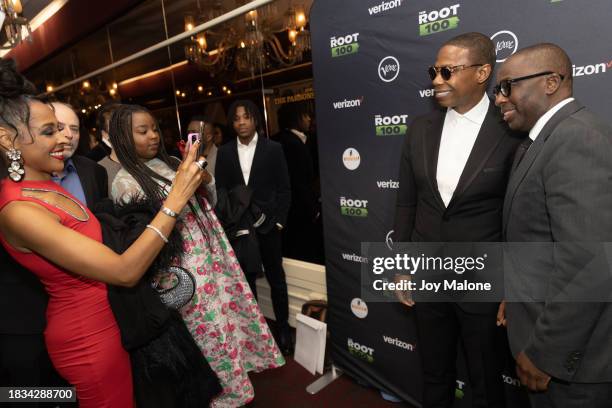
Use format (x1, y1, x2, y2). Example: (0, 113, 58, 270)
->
(0, 59, 206, 408)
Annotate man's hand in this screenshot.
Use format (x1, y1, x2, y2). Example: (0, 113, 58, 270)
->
(516, 351, 551, 392)
(394, 274, 415, 307)
(496, 300, 507, 327)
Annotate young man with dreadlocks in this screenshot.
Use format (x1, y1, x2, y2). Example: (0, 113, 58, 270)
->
(215, 99, 293, 356)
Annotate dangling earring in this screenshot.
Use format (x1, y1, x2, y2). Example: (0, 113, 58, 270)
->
(7, 148, 25, 182)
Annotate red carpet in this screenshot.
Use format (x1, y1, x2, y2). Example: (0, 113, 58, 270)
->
(247, 357, 417, 408)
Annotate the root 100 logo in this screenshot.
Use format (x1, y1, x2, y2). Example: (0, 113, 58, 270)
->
(418, 4, 460, 36)
(348, 338, 375, 363)
(330, 33, 360, 58)
(340, 196, 369, 217)
(375, 114, 409, 136)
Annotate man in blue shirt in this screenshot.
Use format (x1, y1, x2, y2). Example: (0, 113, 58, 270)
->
(51, 102, 108, 205)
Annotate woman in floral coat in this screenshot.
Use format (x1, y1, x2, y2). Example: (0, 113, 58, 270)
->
(109, 104, 284, 407)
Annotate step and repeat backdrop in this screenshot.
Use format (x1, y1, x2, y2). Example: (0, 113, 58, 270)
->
(310, 0, 612, 406)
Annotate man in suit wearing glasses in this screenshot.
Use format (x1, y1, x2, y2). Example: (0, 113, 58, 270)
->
(393, 32, 523, 407)
(495, 43, 612, 407)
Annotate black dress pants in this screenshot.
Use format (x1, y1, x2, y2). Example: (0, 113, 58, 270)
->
(256, 228, 289, 327)
(414, 302, 506, 408)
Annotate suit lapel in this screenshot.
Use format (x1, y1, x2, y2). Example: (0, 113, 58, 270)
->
(230, 139, 246, 186)
(502, 100, 584, 232)
(248, 136, 266, 187)
(447, 102, 504, 210)
(423, 110, 446, 210)
(72, 157, 95, 205)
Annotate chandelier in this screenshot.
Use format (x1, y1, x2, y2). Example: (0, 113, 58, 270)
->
(184, 1, 311, 78)
(0, 0, 32, 49)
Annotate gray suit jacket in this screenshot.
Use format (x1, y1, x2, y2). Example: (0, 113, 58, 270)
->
(503, 100, 612, 383)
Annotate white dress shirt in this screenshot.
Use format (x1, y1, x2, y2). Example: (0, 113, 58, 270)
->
(436, 94, 490, 207)
(289, 128, 307, 144)
(529, 98, 575, 142)
(237, 132, 258, 184)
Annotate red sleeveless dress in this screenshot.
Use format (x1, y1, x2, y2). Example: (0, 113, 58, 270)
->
(0, 179, 133, 408)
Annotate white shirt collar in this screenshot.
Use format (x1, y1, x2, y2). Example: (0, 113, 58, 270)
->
(289, 129, 307, 144)
(447, 93, 490, 126)
(238, 132, 258, 148)
(529, 98, 575, 142)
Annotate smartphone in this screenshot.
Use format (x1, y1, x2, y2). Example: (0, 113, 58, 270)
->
(186, 132, 201, 151)
(186, 131, 208, 166)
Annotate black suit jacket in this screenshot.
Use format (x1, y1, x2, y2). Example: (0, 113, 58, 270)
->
(215, 136, 291, 232)
(393, 100, 523, 312)
(275, 129, 318, 221)
(72, 155, 108, 207)
(0, 156, 108, 334)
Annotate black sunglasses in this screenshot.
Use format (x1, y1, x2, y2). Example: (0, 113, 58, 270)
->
(493, 71, 565, 97)
(428, 64, 484, 81)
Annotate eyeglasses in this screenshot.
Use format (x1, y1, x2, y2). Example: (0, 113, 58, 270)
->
(493, 71, 565, 97)
(428, 64, 484, 81)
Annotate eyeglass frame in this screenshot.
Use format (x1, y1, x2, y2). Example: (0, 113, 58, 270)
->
(427, 64, 485, 81)
(493, 71, 565, 97)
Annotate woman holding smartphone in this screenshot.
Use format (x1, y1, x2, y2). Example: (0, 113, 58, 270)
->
(110, 104, 284, 408)
(0, 60, 206, 407)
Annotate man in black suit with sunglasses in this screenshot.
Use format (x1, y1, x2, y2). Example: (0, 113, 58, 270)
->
(393, 32, 523, 408)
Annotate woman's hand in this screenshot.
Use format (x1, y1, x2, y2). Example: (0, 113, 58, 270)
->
(165, 141, 205, 212)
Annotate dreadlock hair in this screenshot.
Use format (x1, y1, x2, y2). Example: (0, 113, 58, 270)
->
(227, 99, 265, 138)
(0, 59, 40, 180)
(108, 104, 179, 206)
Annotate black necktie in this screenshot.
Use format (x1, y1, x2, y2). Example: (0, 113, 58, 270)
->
(512, 138, 533, 173)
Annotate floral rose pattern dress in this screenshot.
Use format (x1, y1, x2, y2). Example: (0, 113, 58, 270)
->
(112, 158, 285, 407)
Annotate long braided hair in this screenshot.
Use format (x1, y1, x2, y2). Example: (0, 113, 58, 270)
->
(108, 104, 179, 206)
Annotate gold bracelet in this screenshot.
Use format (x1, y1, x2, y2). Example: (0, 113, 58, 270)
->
(146, 224, 169, 243)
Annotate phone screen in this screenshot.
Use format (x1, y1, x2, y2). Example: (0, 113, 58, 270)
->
(187, 132, 200, 148)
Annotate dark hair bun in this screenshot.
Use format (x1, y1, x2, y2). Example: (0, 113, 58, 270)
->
(0, 59, 37, 98)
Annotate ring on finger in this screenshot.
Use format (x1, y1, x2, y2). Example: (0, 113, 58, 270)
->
(195, 159, 206, 171)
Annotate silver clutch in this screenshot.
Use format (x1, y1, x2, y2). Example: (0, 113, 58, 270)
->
(152, 266, 196, 310)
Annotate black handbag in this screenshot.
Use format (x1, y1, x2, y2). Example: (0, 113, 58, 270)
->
(153, 266, 197, 310)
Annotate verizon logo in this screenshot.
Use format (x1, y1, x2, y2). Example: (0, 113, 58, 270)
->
(341, 253, 368, 263)
(333, 97, 364, 110)
(368, 0, 403, 15)
(382, 335, 415, 351)
(377, 180, 399, 189)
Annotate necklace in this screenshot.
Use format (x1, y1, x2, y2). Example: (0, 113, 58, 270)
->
(21, 187, 90, 222)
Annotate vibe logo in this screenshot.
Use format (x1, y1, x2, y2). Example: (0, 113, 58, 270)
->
(333, 97, 363, 110)
(378, 56, 400, 82)
(330, 33, 360, 58)
(490, 30, 518, 62)
(340, 196, 369, 217)
(375, 114, 409, 136)
(382, 335, 415, 351)
(350, 298, 369, 318)
(342, 148, 361, 170)
(573, 60, 609, 77)
(368, 0, 403, 15)
(385, 230, 394, 250)
(418, 4, 460, 36)
(348, 338, 375, 363)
